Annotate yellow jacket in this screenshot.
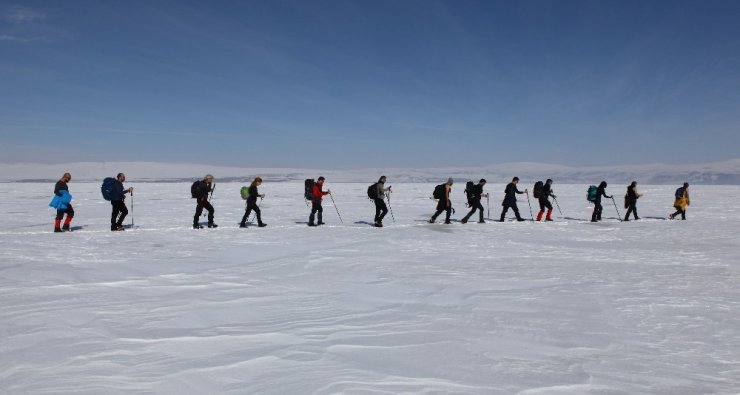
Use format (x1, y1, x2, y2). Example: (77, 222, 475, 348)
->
(673, 189, 690, 210)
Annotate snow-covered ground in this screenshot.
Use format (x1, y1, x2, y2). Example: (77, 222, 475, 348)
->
(1, 181, 738, 394)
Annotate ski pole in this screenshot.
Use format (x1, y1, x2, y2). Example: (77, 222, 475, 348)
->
(553, 197, 563, 216)
(487, 195, 490, 220)
(329, 193, 343, 224)
(525, 191, 534, 221)
(249, 197, 262, 223)
(130, 190, 134, 228)
(386, 192, 395, 223)
(611, 197, 622, 221)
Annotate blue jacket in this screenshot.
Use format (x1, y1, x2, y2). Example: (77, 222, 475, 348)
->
(50, 190, 72, 210)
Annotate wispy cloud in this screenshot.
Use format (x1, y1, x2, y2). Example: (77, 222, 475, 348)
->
(0, 34, 42, 42)
(3, 5, 45, 23)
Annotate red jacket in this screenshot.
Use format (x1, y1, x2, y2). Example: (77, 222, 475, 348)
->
(312, 184, 329, 202)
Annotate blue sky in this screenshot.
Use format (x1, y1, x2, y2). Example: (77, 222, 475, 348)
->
(1, 0, 739, 168)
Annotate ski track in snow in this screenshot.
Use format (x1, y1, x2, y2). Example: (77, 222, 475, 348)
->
(1, 182, 739, 394)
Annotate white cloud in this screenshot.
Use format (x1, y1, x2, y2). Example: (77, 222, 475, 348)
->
(3, 5, 45, 23)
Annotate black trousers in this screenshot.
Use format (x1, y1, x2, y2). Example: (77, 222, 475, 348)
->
(56, 204, 74, 220)
(671, 208, 686, 220)
(241, 201, 263, 225)
(111, 200, 128, 228)
(592, 202, 603, 221)
(194, 199, 215, 225)
(431, 199, 452, 223)
(538, 198, 552, 212)
(500, 203, 522, 221)
(625, 203, 638, 220)
(374, 198, 388, 222)
(462, 200, 484, 222)
(309, 201, 323, 225)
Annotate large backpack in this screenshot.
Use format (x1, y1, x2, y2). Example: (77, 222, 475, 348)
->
(432, 183, 446, 200)
(191, 180, 202, 199)
(240, 186, 250, 200)
(101, 177, 116, 201)
(367, 183, 378, 199)
(464, 181, 476, 206)
(675, 187, 684, 198)
(533, 181, 544, 199)
(304, 179, 315, 200)
(587, 185, 598, 202)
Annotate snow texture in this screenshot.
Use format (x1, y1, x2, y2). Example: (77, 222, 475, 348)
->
(1, 181, 739, 394)
(2, 159, 740, 184)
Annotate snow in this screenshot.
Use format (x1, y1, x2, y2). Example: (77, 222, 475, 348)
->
(1, 181, 739, 394)
(2, 159, 740, 184)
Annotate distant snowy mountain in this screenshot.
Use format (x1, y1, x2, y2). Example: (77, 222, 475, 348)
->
(1, 159, 740, 184)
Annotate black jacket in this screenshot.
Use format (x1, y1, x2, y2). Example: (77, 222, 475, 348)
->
(502, 183, 523, 206)
(54, 181, 68, 196)
(595, 183, 611, 203)
(625, 186, 639, 205)
(247, 184, 259, 204)
(111, 180, 126, 201)
(194, 181, 212, 200)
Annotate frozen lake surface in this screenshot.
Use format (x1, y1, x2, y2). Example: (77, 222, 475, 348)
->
(1, 182, 739, 394)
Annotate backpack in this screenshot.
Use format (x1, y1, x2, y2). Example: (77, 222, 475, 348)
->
(101, 177, 115, 201)
(675, 187, 684, 198)
(624, 194, 629, 209)
(533, 181, 544, 199)
(464, 181, 476, 206)
(304, 179, 315, 200)
(432, 184, 446, 200)
(191, 181, 202, 199)
(587, 185, 598, 202)
(240, 186, 250, 200)
(367, 183, 378, 199)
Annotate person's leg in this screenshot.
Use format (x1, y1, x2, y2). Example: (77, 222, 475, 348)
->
(500, 205, 510, 222)
(116, 202, 128, 228)
(63, 205, 74, 230)
(194, 201, 204, 227)
(462, 205, 477, 223)
(444, 207, 452, 223)
(592, 203, 599, 222)
(204, 201, 215, 226)
(624, 205, 634, 221)
(513, 204, 524, 221)
(378, 199, 388, 222)
(537, 199, 545, 221)
(317, 204, 324, 224)
(681, 209, 686, 220)
(477, 201, 485, 222)
(253, 205, 264, 226)
(309, 202, 318, 225)
(240, 206, 250, 226)
(55, 209, 64, 231)
(545, 200, 553, 221)
(111, 201, 119, 229)
(431, 200, 446, 222)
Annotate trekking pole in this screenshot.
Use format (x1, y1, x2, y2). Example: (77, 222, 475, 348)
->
(329, 193, 343, 224)
(130, 190, 134, 228)
(553, 197, 563, 216)
(611, 197, 623, 222)
(525, 191, 534, 221)
(249, 197, 262, 223)
(386, 192, 395, 223)
(487, 195, 490, 220)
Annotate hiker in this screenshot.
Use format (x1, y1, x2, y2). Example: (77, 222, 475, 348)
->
(624, 181, 642, 221)
(461, 179, 488, 224)
(372, 176, 392, 227)
(51, 172, 74, 232)
(240, 177, 266, 228)
(429, 178, 454, 224)
(670, 183, 690, 220)
(308, 176, 331, 226)
(500, 177, 527, 222)
(591, 181, 612, 222)
(110, 173, 133, 231)
(192, 174, 217, 229)
(535, 179, 556, 221)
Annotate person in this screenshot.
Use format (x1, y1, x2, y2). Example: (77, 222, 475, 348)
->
(624, 181, 642, 221)
(52, 173, 74, 232)
(429, 178, 454, 224)
(670, 182, 690, 220)
(309, 176, 331, 226)
(591, 181, 612, 222)
(500, 177, 527, 222)
(536, 179, 556, 222)
(193, 174, 217, 229)
(373, 176, 391, 227)
(240, 177, 266, 228)
(110, 173, 133, 231)
(461, 179, 488, 224)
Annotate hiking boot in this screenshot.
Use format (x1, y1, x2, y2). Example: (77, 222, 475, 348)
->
(308, 222, 317, 227)
(239, 223, 247, 228)
(478, 220, 485, 224)
(194, 224, 203, 229)
(634, 217, 640, 220)
(258, 223, 267, 227)
(517, 218, 526, 222)
(444, 220, 451, 224)
(317, 222, 325, 226)
(545, 218, 553, 222)
(428, 218, 435, 224)
(460, 218, 468, 224)
(207, 223, 218, 228)
(54, 227, 63, 233)
(62, 224, 71, 231)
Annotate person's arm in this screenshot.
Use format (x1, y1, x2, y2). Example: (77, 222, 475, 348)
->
(445, 185, 451, 206)
(515, 186, 524, 195)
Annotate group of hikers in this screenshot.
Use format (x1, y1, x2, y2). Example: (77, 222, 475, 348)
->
(48, 173, 692, 232)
